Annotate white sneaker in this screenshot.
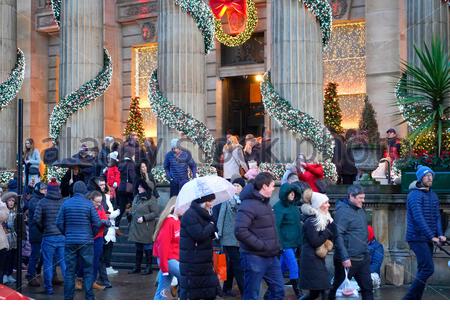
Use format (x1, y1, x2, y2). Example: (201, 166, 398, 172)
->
(106, 267, 119, 275)
(7, 275, 16, 283)
(3, 275, 9, 284)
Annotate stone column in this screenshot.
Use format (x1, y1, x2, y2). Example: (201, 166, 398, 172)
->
(0, 0, 17, 169)
(270, 0, 324, 163)
(157, 0, 206, 164)
(366, 0, 408, 138)
(407, 0, 449, 68)
(59, 0, 104, 157)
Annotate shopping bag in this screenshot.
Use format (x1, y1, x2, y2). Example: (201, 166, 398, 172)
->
(213, 250, 227, 282)
(385, 262, 404, 287)
(336, 268, 359, 299)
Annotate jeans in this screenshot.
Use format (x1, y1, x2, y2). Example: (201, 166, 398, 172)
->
(280, 248, 299, 279)
(154, 259, 180, 300)
(41, 235, 66, 294)
(329, 255, 373, 300)
(222, 246, 244, 294)
(93, 237, 103, 281)
(64, 244, 95, 300)
(169, 179, 188, 197)
(26, 242, 42, 280)
(240, 252, 285, 300)
(403, 242, 434, 300)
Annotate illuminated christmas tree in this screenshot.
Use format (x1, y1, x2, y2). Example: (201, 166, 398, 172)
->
(124, 97, 145, 142)
(324, 82, 344, 134)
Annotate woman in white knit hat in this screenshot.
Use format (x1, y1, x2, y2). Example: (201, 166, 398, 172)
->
(298, 190, 335, 299)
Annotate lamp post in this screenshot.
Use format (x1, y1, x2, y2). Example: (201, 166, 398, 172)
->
(15, 98, 24, 292)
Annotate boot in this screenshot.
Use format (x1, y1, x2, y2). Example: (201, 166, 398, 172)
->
(52, 274, 64, 286)
(75, 278, 83, 290)
(141, 249, 153, 275)
(28, 278, 41, 287)
(93, 282, 106, 290)
(290, 279, 302, 298)
(128, 249, 143, 274)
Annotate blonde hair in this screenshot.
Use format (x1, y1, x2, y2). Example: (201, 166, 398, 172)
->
(153, 196, 177, 242)
(302, 188, 313, 204)
(223, 135, 240, 153)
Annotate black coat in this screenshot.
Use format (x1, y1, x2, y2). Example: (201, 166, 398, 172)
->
(33, 189, 64, 237)
(27, 190, 46, 243)
(235, 183, 280, 257)
(118, 159, 136, 193)
(179, 201, 219, 300)
(299, 205, 335, 291)
(60, 171, 85, 198)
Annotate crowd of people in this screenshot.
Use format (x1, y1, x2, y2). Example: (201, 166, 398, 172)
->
(0, 129, 446, 301)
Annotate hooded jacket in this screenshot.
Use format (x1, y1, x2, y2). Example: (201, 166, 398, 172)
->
(406, 180, 442, 242)
(273, 183, 303, 249)
(334, 198, 369, 261)
(234, 183, 280, 257)
(153, 214, 180, 274)
(217, 195, 241, 247)
(34, 187, 64, 237)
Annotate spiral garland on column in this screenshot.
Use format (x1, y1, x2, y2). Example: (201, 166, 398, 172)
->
(300, 0, 333, 47)
(49, 0, 113, 142)
(0, 49, 25, 110)
(260, 72, 337, 182)
(175, 0, 216, 54)
(148, 70, 216, 164)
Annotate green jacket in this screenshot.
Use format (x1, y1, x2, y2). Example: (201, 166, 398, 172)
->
(274, 183, 303, 249)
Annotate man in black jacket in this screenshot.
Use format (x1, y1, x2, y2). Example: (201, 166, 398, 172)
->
(235, 172, 284, 300)
(329, 185, 373, 300)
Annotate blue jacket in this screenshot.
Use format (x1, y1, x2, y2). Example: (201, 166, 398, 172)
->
(27, 190, 46, 243)
(56, 194, 102, 245)
(406, 181, 443, 242)
(34, 188, 65, 238)
(164, 150, 197, 182)
(368, 239, 384, 275)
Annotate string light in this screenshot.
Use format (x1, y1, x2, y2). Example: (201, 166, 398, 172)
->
(0, 49, 25, 110)
(175, 0, 215, 54)
(214, 0, 258, 47)
(0, 171, 14, 186)
(300, 0, 333, 47)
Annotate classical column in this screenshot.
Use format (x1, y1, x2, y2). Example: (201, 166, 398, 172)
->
(157, 0, 206, 164)
(270, 0, 324, 163)
(366, 0, 407, 137)
(0, 0, 17, 169)
(59, 0, 104, 157)
(407, 0, 449, 68)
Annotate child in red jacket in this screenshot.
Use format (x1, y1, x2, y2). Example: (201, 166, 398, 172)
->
(106, 152, 120, 200)
(297, 155, 324, 192)
(153, 197, 180, 300)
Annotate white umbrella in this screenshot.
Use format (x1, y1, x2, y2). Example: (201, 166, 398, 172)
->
(174, 175, 236, 215)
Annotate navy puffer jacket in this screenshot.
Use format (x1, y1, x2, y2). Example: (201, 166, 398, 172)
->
(27, 190, 46, 243)
(34, 188, 64, 237)
(406, 181, 443, 242)
(164, 150, 197, 183)
(234, 183, 280, 257)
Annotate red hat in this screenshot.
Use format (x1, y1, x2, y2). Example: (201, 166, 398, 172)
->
(47, 177, 60, 194)
(367, 225, 375, 242)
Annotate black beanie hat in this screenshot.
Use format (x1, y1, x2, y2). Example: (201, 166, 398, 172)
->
(194, 193, 216, 204)
(231, 177, 246, 189)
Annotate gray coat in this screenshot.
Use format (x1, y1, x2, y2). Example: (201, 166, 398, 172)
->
(334, 199, 369, 261)
(217, 196, 240, 247)
(128, 194, 159, 244)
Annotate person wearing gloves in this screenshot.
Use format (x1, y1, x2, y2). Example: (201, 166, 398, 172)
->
(274, 183, 303, 298)
(217, 177, 246, 297)
(164, 138, 197, 197)
(56, 181, 109, 300)
(179, 193, 219, 300)
(299, 192, 335, 300)
(153, 197, 180, 300)
(367, 225, 384, 289)
(127, 179, 160, 275)
(403, 165, 446, 300)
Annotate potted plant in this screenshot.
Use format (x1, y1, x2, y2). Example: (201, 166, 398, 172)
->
(395, 37, 450, 193)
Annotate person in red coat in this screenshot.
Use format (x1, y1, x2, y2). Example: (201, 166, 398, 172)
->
(153, 197, 180, 300)
(105, 152, 120, 201)
(296, 154, 324, 192)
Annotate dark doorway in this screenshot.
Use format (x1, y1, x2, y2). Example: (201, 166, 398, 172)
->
(222, 75, 265, 138)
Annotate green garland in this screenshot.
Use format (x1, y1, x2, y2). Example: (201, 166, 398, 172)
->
(0, 171, 15, 186)
(49, 49, 113, 142)
(300, 0, 333, 47)
(260, 72, 335, 160)
(0, 49, 25, 110)
(259, 161, 338, 183)
(148, 70, 215, 164)
(151, 165, 217, 184)
(175, 0, 215, 54)
(50, 0, 61, 27)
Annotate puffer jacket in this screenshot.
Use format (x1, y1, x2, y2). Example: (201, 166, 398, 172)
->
(127, 193, 159, 244)
(334, 198, 369, 261)
(179, 201, 218, 300)
(368, 239, 384, 275)
(34, 188, 64, 237)
(406, 181, 443, 242)
(274, 183, 303, 249)
(164, 150, 197, 183)
(235, 183, 280, 257)
(0, 202, 9, 250)
(27, 190, 46, 243)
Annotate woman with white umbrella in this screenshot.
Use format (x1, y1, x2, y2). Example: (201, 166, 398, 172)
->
(177, 176, 235, 300)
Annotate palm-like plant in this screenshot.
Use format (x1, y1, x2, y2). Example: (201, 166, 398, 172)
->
(396, 37, 450, 156)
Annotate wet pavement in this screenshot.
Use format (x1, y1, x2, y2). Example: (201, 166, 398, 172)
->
(9, 270, 450, 300)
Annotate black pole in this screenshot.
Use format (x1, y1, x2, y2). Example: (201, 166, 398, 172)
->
(16, 99, 24, 292)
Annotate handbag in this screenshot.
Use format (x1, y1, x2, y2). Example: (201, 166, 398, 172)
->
(213, 250, 227, 281)
(125, 168, 134, 193)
